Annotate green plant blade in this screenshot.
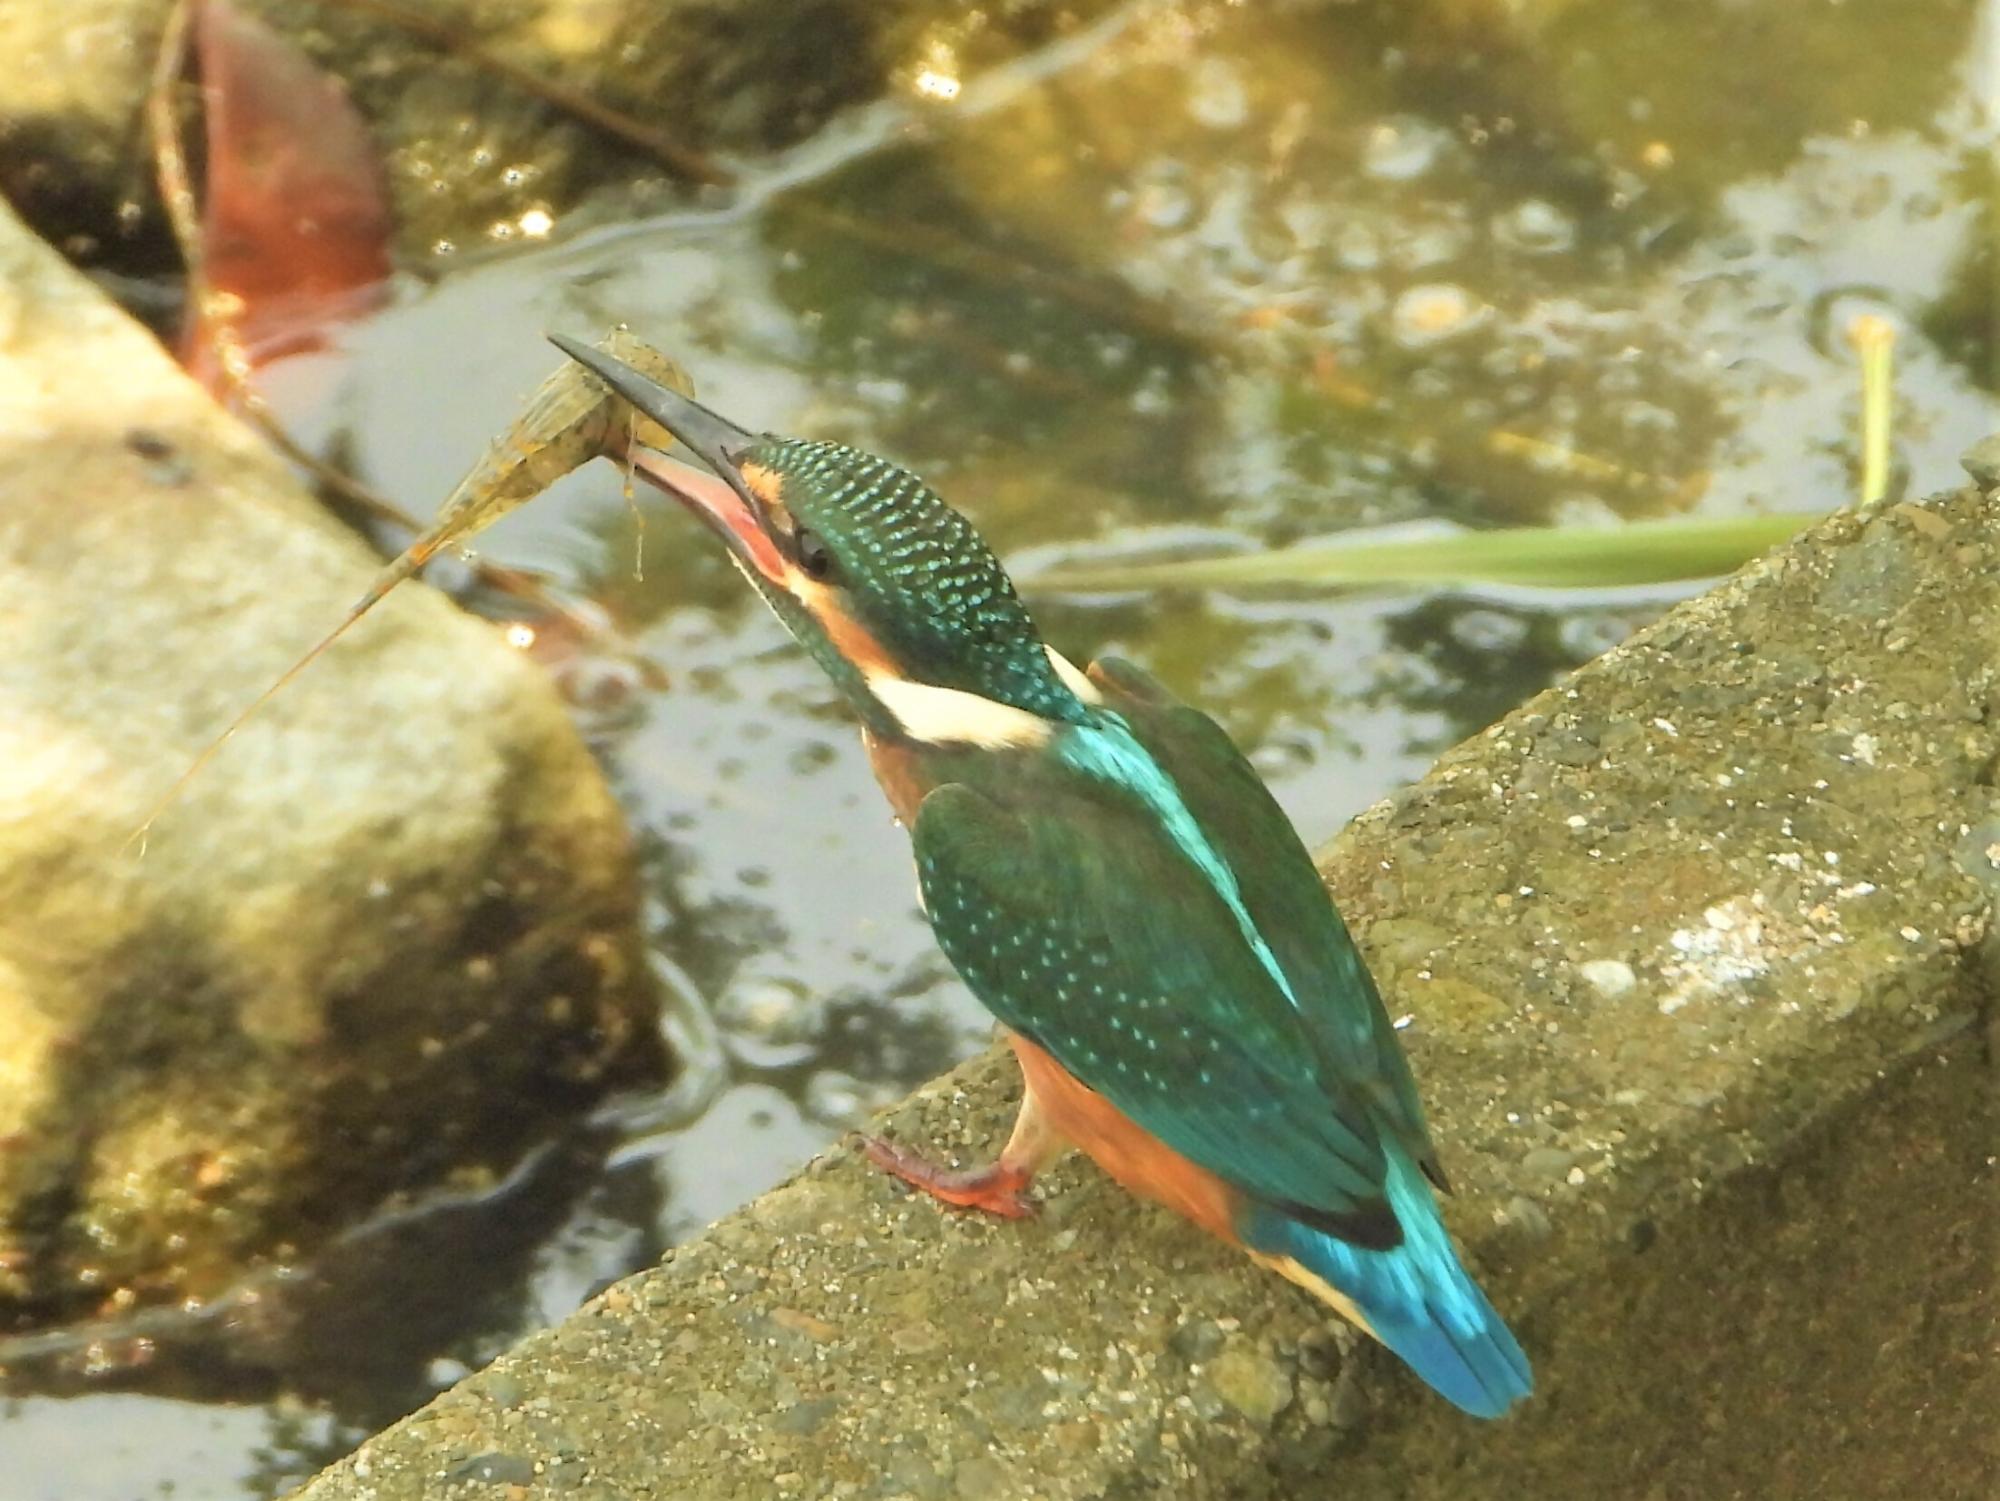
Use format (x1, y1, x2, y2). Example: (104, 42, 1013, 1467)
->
(1027, 513, 1816, 594)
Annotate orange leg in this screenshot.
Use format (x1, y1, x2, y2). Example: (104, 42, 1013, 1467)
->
(863, 1076, 1067, 1220)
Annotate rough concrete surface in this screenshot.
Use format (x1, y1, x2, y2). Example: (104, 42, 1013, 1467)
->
(294, 483, 2000, 1498)
(0, 198, 667, 1322)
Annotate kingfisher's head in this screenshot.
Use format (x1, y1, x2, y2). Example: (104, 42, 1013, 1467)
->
(551, 336, 1094, 747)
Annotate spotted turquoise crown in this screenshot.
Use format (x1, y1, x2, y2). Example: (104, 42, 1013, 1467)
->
(754, 438, 1090, 725)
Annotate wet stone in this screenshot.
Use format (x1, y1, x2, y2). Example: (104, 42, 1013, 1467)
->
(1500, 1194, 1555, 1243)
(1821, 528, 1924, 619)
(1168, 1318, 1227, 1364)
(1577, 958, 1638, 997)
(544, 1457, 590, 1491)
(1961, 436, 2000, 489)
(442, 1452, 537, 1486)
(953, 1455, 1015, 1499)
(776, 1396, 840, 1435)
(1493, 197, 1579, 255)
(1326, 1362, 1370, 1431)
(0, 194, 666, 1323)
(882, 1445, 948, 1500)
(1522, 1147, 1579, 1180)
(1203, 1343, 1294, 1429)
(1540, 725, 1604, 766)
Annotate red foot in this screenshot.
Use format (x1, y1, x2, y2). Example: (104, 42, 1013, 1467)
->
(861, 1136, 1038, 1220)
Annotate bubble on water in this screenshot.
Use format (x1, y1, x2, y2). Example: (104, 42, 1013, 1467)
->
(1276, 192, 1329, 247)
(1249, 734, 1317, 780)
(1400, 222, 1469, 269)
(1619, 400, 1680, 440)
(1130, 368, 1175, 417)
(1136, 179, 1196, 232)
(1332, 222, 1382, 272)
(1548, 493, 1623, 528)
(1361, 116, 1451, 181)
(1448, 608, 1532, 655)
(714, 965, 820, 1070)
(855, 377, 910, 407)
(802, 1070, 895, 1129)
(1493, 199, 1577, 255)
(1557, 610, 1639, 661)
(1390, 284, 1486, 346)
(1807, 287, 1902, 359)
(1187, 58, 1250, 130)
(1407, 366, 1455, 400)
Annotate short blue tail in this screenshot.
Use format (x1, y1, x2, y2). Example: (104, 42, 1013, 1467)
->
(1243, 1147, 1531, 1419)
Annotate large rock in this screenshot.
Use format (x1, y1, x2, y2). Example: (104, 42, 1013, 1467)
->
(294, 480, 1998, 1497)
(0, 198, 667, 1322)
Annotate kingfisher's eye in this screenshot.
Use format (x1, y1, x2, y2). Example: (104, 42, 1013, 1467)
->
(796, 527, 835, 581)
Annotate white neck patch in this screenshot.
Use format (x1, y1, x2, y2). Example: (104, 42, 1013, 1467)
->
(864, 673, 1056, 750)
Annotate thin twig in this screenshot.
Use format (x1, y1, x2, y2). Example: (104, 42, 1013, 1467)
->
(146, 0, 201, 282)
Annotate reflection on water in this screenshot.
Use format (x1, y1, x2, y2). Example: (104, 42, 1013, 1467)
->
(3, 1394, 347, 1500)
(12, 1, 1999, 1494)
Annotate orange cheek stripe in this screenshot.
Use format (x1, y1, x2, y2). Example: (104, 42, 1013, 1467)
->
(1007, 1031, 1244, 1245)
(796, 576, 896, 677)
(732, 463, 905, 677)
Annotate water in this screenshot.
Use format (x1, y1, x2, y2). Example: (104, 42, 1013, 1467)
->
(10, 0, 1999, 1493)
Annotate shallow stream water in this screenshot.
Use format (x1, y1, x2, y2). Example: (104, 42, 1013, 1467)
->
(9, 1, 2000, 1493)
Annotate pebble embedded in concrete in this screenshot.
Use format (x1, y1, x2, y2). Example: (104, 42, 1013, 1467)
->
(1577, 958, 1638, 997)
(1203, 1342, 1295, 1429)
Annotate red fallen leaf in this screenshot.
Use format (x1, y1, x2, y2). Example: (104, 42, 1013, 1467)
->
(180, 0, 393, 393)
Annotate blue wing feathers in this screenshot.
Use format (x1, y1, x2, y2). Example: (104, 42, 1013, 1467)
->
(1242, 1145, 1531, 1419)
(912, 662, 1531, 1416)
(1084, 660, 1444, 1176)
(914, 781, 1397, 1228)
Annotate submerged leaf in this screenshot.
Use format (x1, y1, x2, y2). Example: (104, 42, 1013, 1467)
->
(1027, 513, 1815, 595)
(181, 0, 393, 390)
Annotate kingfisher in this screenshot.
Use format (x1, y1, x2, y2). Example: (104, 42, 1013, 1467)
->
(549, 335, 1532, 1419)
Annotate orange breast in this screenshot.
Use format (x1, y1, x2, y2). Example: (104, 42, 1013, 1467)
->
(1008, 1032, 1243, 1245)
(862, 729, 932, 828)
(861, 732, 1244, 1244)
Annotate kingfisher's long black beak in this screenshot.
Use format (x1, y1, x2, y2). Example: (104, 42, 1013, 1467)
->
(548, 333, 788, 581)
